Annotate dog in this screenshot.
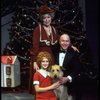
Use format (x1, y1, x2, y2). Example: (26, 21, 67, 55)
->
(50, 64, 73, 100)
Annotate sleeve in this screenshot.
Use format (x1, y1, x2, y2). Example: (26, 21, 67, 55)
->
(69, 52, 81, 81)
(67, 75, 72, 83)
(30, 26, 40, 61)
(33, 72, 40, 85)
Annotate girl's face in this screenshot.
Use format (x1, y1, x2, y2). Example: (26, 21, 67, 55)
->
(42, 14, 52, 26)
(41, 57, 49, 70)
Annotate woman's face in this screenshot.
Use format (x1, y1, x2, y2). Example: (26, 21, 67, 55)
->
(42, 14, 52, 26)
(41, 57, 49, 70)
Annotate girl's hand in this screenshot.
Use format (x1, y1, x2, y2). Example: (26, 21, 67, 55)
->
(51, 81, 61, 89)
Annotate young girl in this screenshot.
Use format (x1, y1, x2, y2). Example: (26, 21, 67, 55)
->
(33, 51, 61, 100)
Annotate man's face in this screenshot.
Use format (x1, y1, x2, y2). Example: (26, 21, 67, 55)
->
(59, 35, 71, 50)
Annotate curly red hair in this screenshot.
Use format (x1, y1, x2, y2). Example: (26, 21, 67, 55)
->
(36, 51, 52, 68)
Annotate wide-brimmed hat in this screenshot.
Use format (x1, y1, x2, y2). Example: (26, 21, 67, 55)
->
(37, 5, 54, 15)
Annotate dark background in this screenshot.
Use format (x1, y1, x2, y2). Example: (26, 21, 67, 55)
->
(85, 0, 99, 70)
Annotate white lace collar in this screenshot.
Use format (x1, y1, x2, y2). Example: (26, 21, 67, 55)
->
(37, 69, 50, 78)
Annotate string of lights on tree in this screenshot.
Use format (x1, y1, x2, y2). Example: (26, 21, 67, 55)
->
(3, 0, 98, 79)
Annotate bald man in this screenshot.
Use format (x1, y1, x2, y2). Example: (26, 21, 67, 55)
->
(53, 34, 82, 100)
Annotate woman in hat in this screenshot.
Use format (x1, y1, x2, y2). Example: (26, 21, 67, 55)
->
(30, 5, 59, 70)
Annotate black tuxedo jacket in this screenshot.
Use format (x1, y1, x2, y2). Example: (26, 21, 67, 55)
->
(53, 46, 81, 81)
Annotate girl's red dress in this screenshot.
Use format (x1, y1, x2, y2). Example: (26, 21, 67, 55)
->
(33, 70, 57, 100)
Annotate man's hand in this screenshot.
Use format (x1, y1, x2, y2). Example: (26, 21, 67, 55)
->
(60, 77, 70, 84)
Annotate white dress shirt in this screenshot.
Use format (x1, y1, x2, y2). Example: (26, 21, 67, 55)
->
(59, 52, 72, 82)
(59, 52, 66, 66)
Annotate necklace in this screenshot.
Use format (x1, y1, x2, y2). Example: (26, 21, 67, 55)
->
(43, 25, 53, 42)
(43, 25, 52, 36)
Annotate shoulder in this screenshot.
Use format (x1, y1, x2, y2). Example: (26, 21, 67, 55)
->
(34, 25, 40, 31)
(34, 71, 40, 76)
(33, 26, 40, 36)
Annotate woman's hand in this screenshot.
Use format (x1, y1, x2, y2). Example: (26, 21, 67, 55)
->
(71, 45, 80, 53)
(33, 62, 39, 70)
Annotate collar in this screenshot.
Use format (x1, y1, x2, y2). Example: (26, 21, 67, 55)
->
(59, 48, 67, 53)
(37, 69, 50, 78)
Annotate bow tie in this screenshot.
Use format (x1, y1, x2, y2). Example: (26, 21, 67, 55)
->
(59, 49, 66, 53)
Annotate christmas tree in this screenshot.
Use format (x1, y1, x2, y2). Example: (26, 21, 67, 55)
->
(3, 0, 98, 89)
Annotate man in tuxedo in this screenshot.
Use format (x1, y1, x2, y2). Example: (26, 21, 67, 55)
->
(53, 34, 82, 100)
